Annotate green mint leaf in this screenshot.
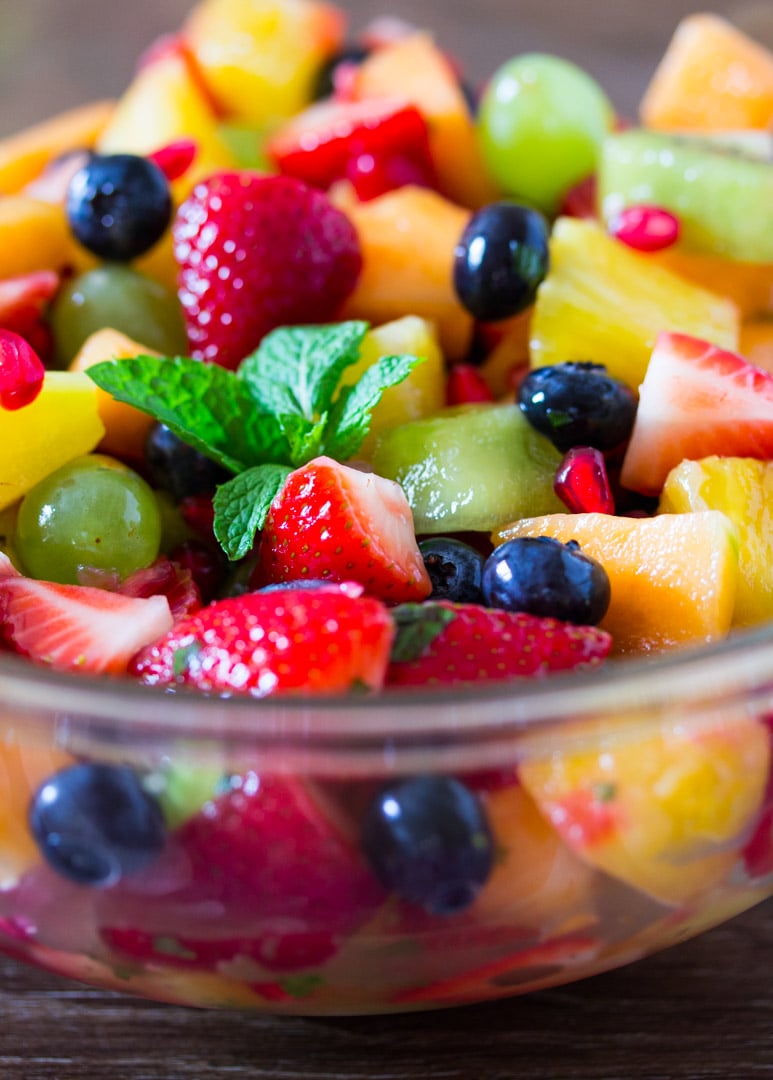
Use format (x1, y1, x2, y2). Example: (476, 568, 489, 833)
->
(279, 412, 328, 466)
(87, 355, 291, 471)
(238, 321, 369, 421)
(213, 463, 292, 561)
(324, 352, 423, 461)
(279, 973, 325, 999)
(390, 603, 456, 663)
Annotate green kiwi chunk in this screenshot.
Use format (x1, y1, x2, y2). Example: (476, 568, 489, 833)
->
(372, 403, 564, 535)
(598, 129, 773, 263)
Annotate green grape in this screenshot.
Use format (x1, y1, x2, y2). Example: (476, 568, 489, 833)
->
(16, 454, 162, 585)
(50, 264, 188, 367)
(477, 53, 615, 216)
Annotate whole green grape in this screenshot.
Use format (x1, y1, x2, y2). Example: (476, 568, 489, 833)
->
(477, 53, 615, 216)
(50, 264, 188, 367)
(16, 454, 162, 585)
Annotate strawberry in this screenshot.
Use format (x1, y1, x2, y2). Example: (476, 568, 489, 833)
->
(0, 574, 173, 675)
(253, 457, 431, 603)
(386, 602, 612, 687)
(118, 556, 202, 620)
(0, 272, 59, 364)
(99, 773, 387, 973)
(621, 332, 773, 495)
(173, 172, 362, 369)
(130, 582, 395, 696)
(268, 97, 436, 201)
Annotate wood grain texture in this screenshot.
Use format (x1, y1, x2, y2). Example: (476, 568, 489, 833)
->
(3, 0, 773, 1076)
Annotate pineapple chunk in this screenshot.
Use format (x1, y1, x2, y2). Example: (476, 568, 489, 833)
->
(0, 372, 105, 510)
(530, 217, 740, 389)
(342, 316, 446, 460)
(660, 456, 773, 628)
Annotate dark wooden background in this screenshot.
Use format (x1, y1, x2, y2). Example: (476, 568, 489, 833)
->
(3, 0, 773, 1076)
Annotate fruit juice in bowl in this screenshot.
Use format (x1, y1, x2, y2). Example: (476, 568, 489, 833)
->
(0, 0, 772, 1014)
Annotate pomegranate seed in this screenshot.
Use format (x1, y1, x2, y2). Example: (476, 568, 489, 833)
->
(610, 205, 680, 253)
(171, 538, 225, 603)
(554, 447, 615, 515)
(446, 363, 494, 406)
(148, 139, 198, 182)
(0, 329, 45, 410)
(558, 174, 598, 220)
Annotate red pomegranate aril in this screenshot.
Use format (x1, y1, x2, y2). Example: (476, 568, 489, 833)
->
(446, 363, 495, 405)
(148, 139, 198, 182)
(555, 447, 615, 515)
(610, 205, 680, 253)
(0, 329, 46, 410)
(558, 174, 598, 220)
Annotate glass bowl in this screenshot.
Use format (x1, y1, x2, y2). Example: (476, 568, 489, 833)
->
(2, 622, 773, 1015)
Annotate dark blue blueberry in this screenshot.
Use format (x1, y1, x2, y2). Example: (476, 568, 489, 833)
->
(361, 775, 494, 916)
(145, 423, 231, 502)
(419, 537, 485, 604)
(66, 152, 172, 261)
(453, 201, 550, 322)
(518, 361, 638, 453)
(482, 536, 610, 625)
(257, 579, 334, 593)
(29, 763, 166, 887)
(312, 43, 371, 100)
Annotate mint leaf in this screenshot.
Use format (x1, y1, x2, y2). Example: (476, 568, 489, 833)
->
(390, 603, 456, 663)
(88, 355, 289, 472)
(279, 413, 328, 466)
(213, 464, 292, 560)
(238, 321, 369, 420)
(325, 352, 423, 461)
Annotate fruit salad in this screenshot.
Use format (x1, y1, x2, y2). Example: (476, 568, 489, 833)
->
(0, 3, 772, 1013)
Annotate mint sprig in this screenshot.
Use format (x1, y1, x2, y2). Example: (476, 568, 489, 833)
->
(86, 322, 424, 560)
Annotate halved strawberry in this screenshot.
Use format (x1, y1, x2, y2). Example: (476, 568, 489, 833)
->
(0, 271, 59, 362)
(386, 602, 612, 687)
(0, 575, 173, 675)
(130, 582, 394, 695)
(99, 773, 387, 973)
(267, 97, 436, 201)
(621, 332, 773, 495)
(253, 456, 431, 602)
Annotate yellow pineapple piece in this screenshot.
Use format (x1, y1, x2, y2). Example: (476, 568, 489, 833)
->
(493, 511, 738, 656)
(0, 196, 92, 278)
(660, 456, 773, 628)
(0, 372, 105, 510)
(530, 217, 740, 390)
(342, 316, 445, 460)
(184, 0, 345, 127)
(520, 714, 770, 906)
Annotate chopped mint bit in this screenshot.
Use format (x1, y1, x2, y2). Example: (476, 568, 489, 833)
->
(172, 640, 203, 677)
(390, 603, 457, 663)
(151, 935, 198, 960)
(592, 781, 617, 803)
(279, 973, 325, 999)
(213, 463, 292, 561)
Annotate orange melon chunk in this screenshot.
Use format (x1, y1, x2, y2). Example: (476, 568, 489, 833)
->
(640, 14, 773, 131)
(492, 511, 737, 656)
(0, 100, 115, 197)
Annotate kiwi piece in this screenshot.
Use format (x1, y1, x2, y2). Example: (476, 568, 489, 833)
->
(598, 129, 773, 263)
(371, 403, 564, 535)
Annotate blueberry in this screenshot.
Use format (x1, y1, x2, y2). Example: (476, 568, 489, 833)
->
(257, 579, 333, 593)
(29, 763, 166, 886)
(482, 536, 610, 625)
(419, 537, 485, 604)
(66, 153, 172, 261)
(361, 775, 494, 916)
(453, 201, 550, 321)
(518, 361, 638, 453)
(145, 423, 231, 502)
(312, 43, 371, 100)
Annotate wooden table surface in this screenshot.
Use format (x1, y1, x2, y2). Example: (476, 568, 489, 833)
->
(3, 0, 773, 1076)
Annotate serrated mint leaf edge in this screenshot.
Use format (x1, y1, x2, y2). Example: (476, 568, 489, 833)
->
(213, 464, 292, 561)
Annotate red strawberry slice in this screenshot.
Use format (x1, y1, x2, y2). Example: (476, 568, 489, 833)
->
(118, 556, 202, 620)
(100, 774, 387, 973)
(268, 97, 436, 201)
(130, 582, 395, 695)
(386, 602, 612, 688)
(621, 332, 773, 495)
(253, 456, 431, 603)
(0, 575, 173, 675)
(173, 172, 362, 369)
(0, 271, 59, 363)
